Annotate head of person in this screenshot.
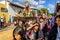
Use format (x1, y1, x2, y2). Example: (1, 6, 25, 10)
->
(39, 17, 44, 23)
(26, 1, 29, 7)
(57, 9, 60, 15)
(33, 22, 40, 31)
(18, 21, 23, 27)
(24, 23, 30, 31)
(57, 9, 60, 13)
(42, 14, 46, 19)
(28, 20, 33, 25)
(55, 15, 60, 27)
(13, 28, 25, 40)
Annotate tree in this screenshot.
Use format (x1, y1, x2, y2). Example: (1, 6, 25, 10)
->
(37, 8, 50, 16)
(37, 9, 43, 16)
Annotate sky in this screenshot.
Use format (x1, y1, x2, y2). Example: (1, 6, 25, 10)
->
(11, 0, 60, 13)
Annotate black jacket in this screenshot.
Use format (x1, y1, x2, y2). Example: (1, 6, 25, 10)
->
(48, 23, 58, 40)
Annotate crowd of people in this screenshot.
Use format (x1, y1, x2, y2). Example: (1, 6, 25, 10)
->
(0, 1, 60, 40)
(12, 14, 60, 40)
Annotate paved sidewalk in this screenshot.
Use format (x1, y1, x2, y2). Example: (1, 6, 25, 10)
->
(0, 24, 15, 32)
(0, 24, 16, 40)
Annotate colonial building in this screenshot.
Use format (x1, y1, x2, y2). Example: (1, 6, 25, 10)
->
(0, 0, 25, 22)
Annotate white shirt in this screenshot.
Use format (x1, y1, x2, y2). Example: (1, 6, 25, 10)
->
(1, 18, 4, 22)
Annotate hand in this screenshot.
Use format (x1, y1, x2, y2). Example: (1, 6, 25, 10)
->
(37, 38, 43, 40)
(33, 23, 38, 26)
(30, 24, 33, 27)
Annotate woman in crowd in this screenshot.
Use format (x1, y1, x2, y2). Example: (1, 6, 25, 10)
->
(25, 22, 44, 40)
(13, 26, 26, 40)
(39, 17, 45, 30)
(39, 17, 51, 40)
(13, 20, 26, 40)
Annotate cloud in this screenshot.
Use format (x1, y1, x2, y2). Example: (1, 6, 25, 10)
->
(48, 8, 54, 13)
(0, 0, 6, 4)
(48, 8, 51, 12)
(49, 4, 55, 9)
(37, 5, 44, 9)
(39, 0, 46, 4)
(19, 0, 26, 2)
(7, 0, 12, 2)
(57, 1, 60, 3)
(19, 0, 38, 6)
(30, 0, 38, 6)
(9, 0, 13, 2)
(48, 4, 55, 13)
(30, 6, 36, 8)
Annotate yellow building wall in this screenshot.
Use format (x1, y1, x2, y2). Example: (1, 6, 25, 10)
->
(0, 3, 9, 23)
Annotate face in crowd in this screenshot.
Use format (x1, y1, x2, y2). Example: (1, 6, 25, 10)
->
(33, 23, 39, 31)
(13, 30, 22, 40)
(13, 27, 25, 40)
(26, 1, 29, 7)
(58, 10, 60, 13)
(39, 17, 44, 23)
(19, 21, 23, 27)
(56, 15, 60, 27)
(14, 34, 21, 40)
(57, 9, 60, 15)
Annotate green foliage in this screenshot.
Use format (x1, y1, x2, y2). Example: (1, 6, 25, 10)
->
(37, 8, 50, 16)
